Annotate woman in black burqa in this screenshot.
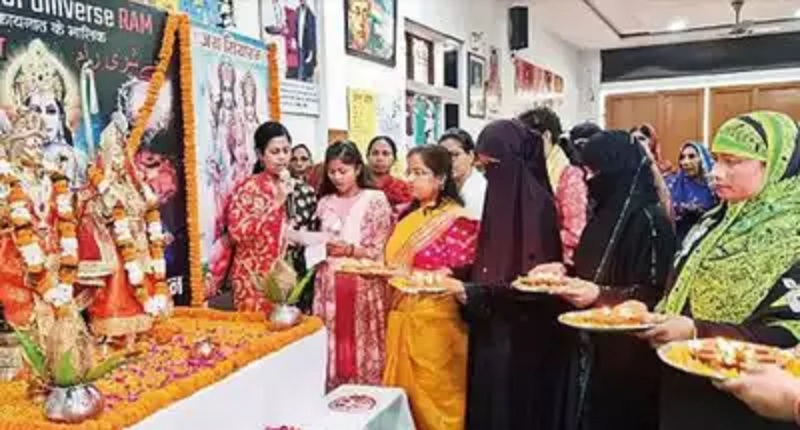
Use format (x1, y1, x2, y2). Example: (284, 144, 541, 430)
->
(547, 130, 676, 430)
(460, 119, 569, 430)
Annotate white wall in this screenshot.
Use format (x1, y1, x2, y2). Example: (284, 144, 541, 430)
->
(230, 0, 585, 154)
(324, 0, 585, 138)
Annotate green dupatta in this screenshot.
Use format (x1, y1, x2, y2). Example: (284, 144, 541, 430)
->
(659, 111, 800, 337)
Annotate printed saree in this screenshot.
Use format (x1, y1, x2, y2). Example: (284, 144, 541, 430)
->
(383, 201, 479, 430)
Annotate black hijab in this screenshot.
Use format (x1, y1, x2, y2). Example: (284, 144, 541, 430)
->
(574, 130, 661, 283)
(472, 120, 562, 284)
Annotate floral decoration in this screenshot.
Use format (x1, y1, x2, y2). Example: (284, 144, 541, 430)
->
(0, 310, 323, 429)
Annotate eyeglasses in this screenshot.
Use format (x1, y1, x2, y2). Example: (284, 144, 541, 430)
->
(291, 156, 310, 162)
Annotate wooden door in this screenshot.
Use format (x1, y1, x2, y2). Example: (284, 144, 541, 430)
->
(755, 84, 800, 121)
(659, 90, 704, 168)
(710, 87, 753, 139)
(710, 82, 800, 141)
(605, 90, 703, 170)
(605, 93, 659, 132)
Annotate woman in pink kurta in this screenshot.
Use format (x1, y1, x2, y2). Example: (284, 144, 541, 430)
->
(207, 122, 293, 312)
(312, 141, 393, 390)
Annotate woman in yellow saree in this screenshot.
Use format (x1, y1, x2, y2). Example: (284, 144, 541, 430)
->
(383, 145, 479, 430)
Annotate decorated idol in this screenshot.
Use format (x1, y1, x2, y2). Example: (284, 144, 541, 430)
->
(77, 112, 172, 346)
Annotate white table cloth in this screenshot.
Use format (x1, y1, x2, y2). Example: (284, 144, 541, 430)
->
(131, 328, 327, 430)
(282, 384, 415, 430)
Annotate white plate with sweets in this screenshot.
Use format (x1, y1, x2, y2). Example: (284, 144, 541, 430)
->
(558, 300, 668, 332)
(388, 270, 454, 294)
(336, 258, 400, 278)
(658, 337, 800, 381)
(512, 272, 570, 294)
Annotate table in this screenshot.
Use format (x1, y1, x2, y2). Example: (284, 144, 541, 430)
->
(0, 310, 327, 430)
(269, 384, 415, 430)
(133, 328, 327, 429)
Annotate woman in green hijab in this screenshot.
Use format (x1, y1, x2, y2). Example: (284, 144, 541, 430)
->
(640, 111, 800, 429)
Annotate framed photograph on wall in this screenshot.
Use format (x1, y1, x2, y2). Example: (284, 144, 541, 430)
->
(344, 0, 397, 67)
(406, 33, 434, 84)
(467, 53, 486, 118)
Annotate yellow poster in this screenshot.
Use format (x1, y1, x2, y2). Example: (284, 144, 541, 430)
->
(347, 88, 377, 156)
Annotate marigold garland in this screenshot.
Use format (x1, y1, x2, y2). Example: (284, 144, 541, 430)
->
(267, 43, 281, 121)
(0, 312, 324, 429)
(177, 14, 205, 307)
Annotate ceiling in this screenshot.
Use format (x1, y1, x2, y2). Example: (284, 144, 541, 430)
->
(532, 0, 800, 50)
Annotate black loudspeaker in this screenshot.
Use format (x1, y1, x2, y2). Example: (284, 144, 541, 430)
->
(509, 6, 529, 51)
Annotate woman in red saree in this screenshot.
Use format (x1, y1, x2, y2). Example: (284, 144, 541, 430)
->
(207, 122, 292, 312)
(367, 136, 412, 215)
(312, 141, 393, 389)
(383, 146, 479, 430)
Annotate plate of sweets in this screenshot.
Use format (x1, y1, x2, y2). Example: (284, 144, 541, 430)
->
(558, 300, 667, 332)
(388, 270, 453, 294)
(658, 337, 800, 381)
(512, 272, 569, 294)
(336, 258, 399, 278)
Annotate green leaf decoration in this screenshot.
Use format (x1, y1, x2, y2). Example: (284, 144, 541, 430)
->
(14, 331, 47, 380)
(53, 350, 78, 387)
(265, 272, 284, 303)
(84, 353, 128, 383)
(287, 266, 316, 305)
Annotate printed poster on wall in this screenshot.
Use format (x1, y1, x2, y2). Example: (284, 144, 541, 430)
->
(348, 87, 406, 173)
(180, 0, 221, 27)
(514, 57, 565, 109)
(189, 22, 269, 272)
(405, 91, 441, 147)
(261, 0, 319, 116)
(346, 88, 377, 156)
(487, 46, 502, 116)
(0, 0, 192, 304)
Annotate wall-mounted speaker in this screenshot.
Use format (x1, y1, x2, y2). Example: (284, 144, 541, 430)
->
(509, 6, 529, 51)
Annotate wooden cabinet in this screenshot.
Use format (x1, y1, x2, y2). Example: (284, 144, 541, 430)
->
(605, 89, 704, 170)
(710, 82, 800, 139)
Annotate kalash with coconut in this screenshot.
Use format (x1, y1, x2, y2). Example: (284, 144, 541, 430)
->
(0, 110, 172, 423)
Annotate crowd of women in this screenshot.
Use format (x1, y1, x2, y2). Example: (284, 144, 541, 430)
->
(206, 107, 800, 430)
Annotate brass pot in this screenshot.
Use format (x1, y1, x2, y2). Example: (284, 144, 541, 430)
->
(269, 304, 301, 329)
(45, 384, 104, 424)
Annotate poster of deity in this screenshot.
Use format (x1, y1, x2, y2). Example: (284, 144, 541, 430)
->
(345, 0, 397, 67)
(261, 0, 320, 116)
(189, 23, 269, 272)
(0, 0, 192, 304)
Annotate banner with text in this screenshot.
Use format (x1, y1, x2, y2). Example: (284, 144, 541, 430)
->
(0, 0, 192, 304)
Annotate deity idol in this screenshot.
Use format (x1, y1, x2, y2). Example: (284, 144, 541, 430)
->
(6, 39, 88, 188)
(77, 113, 172, 345)
(0, 111, 93, 372)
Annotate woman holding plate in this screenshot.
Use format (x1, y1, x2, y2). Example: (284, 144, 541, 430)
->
(532, 130, 676, 430)
(456, 120, 566, 430)
(640, 111, 800, 430)
(312, 141, 394, 389)
(383, 145, 479, 430)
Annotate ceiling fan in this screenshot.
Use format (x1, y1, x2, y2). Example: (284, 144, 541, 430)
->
(727, 0, 756, 37)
